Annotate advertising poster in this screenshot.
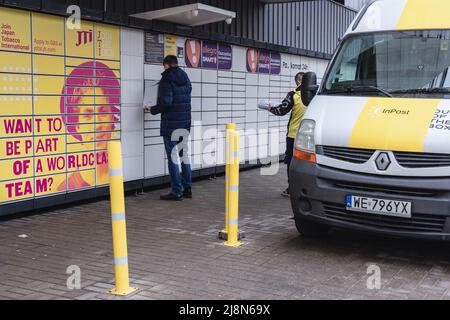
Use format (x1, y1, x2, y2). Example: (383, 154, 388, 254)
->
(0, 7, 31, 52)
(177, 47, 184, 59)
(218, 44, 232, 70)
(201, 41, 218, 69)
(246, 48, 258, 73)
(183, 39, 232, 70)
(270, 52, 282, 75)
(258, 50, 271, 74)
(246, 48, 281, 75)
(145, 31, 164, 64)
(0, 8, 121, 204)
(164, 35, 177, 57)
(185, 39, 201, 68)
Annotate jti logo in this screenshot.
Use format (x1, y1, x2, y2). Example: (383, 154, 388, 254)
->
(76, 30, 93, 47)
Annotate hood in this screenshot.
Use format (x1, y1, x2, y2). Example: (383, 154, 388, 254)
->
(305, 95, 450, 154)
(163, 67, 190, 86)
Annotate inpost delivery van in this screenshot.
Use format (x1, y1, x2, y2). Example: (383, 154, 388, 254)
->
(290, 0, 450, 240)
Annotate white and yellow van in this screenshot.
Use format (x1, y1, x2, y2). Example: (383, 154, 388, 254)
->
(290, 0, 450, 240)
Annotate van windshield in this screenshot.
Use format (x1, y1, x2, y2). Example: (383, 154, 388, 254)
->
(322, 30, 450, 98)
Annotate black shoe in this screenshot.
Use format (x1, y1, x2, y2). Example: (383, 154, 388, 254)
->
(160, 193, 183, 201)
(183, 188, 192, 199)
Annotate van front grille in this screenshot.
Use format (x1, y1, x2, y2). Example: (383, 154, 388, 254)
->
(323, 202, 446, 233)
(319, 146, 375, 164)
(393, 151, 450, 168)
(318, 146, 450, 169)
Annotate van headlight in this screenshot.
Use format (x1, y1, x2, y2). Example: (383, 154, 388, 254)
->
(294, 120, 317, 163)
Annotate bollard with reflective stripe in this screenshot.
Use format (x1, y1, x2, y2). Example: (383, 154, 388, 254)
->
(225, 130, 241, 247)
(219, 123, 236, 240)
(107, 141, 138, 296)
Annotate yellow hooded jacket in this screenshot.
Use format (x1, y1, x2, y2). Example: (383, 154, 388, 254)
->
(269, 88, 307, 139)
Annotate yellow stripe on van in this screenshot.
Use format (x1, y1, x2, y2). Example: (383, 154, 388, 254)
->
(397, 0, 450, 30)
(349, 98, 438, 152)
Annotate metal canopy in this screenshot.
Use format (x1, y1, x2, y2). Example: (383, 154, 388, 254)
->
(130, 3, 236, 27)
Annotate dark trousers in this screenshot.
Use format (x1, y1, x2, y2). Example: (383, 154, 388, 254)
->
(163, 136, 192, 196)
(285, 137, 295, 181)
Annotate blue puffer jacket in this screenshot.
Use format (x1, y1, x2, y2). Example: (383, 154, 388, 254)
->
(151, 67, 192, 137)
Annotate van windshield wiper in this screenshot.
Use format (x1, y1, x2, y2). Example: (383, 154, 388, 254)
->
(325, 85, 392, 97)
(390, 88, 450, 95)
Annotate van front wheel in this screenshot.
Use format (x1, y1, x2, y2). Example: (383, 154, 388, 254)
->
(295, 217, 329, 237)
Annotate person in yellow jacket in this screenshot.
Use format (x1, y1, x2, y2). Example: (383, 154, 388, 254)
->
(264, 72, 306, 197)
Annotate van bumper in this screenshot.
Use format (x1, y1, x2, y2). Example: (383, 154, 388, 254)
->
(289, 158, 450, 241)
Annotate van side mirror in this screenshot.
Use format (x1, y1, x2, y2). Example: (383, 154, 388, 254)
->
(301, 72, 319, 107)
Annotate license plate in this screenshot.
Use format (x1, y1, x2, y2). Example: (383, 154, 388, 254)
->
(346, 195, 412, 218)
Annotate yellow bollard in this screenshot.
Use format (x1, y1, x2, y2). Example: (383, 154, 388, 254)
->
(224, 130, 241, 247)
(107, 141, 138, 296)
(219, 123, 236, 240)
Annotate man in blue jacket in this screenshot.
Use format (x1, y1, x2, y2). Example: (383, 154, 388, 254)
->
(149, 55, 193, 201)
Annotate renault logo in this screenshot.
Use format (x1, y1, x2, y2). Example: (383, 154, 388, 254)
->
(375, 152, 391, 171)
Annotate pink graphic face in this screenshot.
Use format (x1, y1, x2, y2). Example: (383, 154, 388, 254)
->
(61, 61, 120, 145)
(57, 61, 121, 191)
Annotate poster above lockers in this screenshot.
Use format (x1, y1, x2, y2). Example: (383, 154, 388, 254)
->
(246, 49, 281, 75)
(144, 31, 289, 76)
(145, 32, 233, 70)
(144, 31, 165, 64)
(185, 39, 232, 70)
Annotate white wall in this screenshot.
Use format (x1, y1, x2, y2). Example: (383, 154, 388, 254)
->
(121, 28, 330, 182)
(120, 28, 145, 182)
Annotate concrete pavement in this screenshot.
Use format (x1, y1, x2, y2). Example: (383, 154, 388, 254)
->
(1, 167, 450, 300)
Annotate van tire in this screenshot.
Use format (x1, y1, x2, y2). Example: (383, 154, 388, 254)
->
(295, 217, 329, 237)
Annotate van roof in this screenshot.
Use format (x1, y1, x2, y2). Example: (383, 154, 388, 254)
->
(348, 0, 450, 35)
